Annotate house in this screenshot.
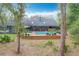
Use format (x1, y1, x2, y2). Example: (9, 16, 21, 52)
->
(22, 15, 59, 31)
(0, 15, 59, 33)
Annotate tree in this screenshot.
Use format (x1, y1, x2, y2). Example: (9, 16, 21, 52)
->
(0, 4, 7, 33)
(17, 3, 25, 54)
(2, 3, 25, 54)
(67, 4, 79, 45)
(67, 4, 79, 28)
(60, 3, 67, 56)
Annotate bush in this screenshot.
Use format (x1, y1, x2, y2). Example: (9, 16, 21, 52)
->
(64, 44, 70, 53)
(45, 40, 54, 46)
(53, 46, 59, 52)
(70, 35, 79, 48)
(72, 40, 79, 48)
(0, 36, 2, 42)
(0, 35, 11, 43)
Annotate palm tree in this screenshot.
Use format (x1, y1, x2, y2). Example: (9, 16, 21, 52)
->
(60, 3, 67, 56)
(17, 3, 25, 54)
(2, 3, 25, 54)
(0, 4, 7, 33)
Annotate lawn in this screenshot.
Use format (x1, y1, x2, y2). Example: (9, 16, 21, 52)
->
(0, 34, 17, 40)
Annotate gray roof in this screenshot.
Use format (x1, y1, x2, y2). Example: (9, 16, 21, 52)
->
(22, 16, 58, 26)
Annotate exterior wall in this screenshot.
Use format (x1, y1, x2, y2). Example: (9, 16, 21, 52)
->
(6, 26, 16, 33)
(30, 26, 49, 31)
(28, 26, 60, 31)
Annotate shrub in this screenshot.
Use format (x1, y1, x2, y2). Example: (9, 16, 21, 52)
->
(45, 40, 54, 46)
(0, 36, 2, 42)
(64, 44, 70, 53)
(72, 40, 79, 48)
(53, 46, 59, 52)
(0, 35, 11, 43)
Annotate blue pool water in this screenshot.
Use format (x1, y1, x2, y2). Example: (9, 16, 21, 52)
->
(34, 31, 56, 35)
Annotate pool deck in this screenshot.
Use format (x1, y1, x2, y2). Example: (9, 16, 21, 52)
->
(22, 35, 61, 40)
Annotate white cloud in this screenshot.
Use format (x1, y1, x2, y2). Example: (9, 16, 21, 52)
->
(25, 10, 60, 20)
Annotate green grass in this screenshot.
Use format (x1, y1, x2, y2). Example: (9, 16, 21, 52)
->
(0, 34, 17, 40)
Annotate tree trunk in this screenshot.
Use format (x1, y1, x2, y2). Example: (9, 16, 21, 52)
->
(60, 3, 67, 56)
(17, 30, 21, 54)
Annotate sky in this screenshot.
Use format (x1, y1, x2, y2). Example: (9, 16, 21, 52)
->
(7, 3, 59, 21)
(26, 3, 58, 13)
(25, 3, 59, 21)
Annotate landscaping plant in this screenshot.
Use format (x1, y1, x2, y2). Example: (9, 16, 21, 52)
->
(0, 35, 11, 43)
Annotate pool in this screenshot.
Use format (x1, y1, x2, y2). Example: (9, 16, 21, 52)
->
(32, 31, 57, 36)
(35, 31, 48, 35)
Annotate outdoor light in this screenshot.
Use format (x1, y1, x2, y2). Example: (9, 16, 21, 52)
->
(43, 22, 45, 24)
(31, 22, 34, 24)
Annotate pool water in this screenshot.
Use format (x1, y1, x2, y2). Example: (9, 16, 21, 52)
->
(33, 31, 57, 35)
